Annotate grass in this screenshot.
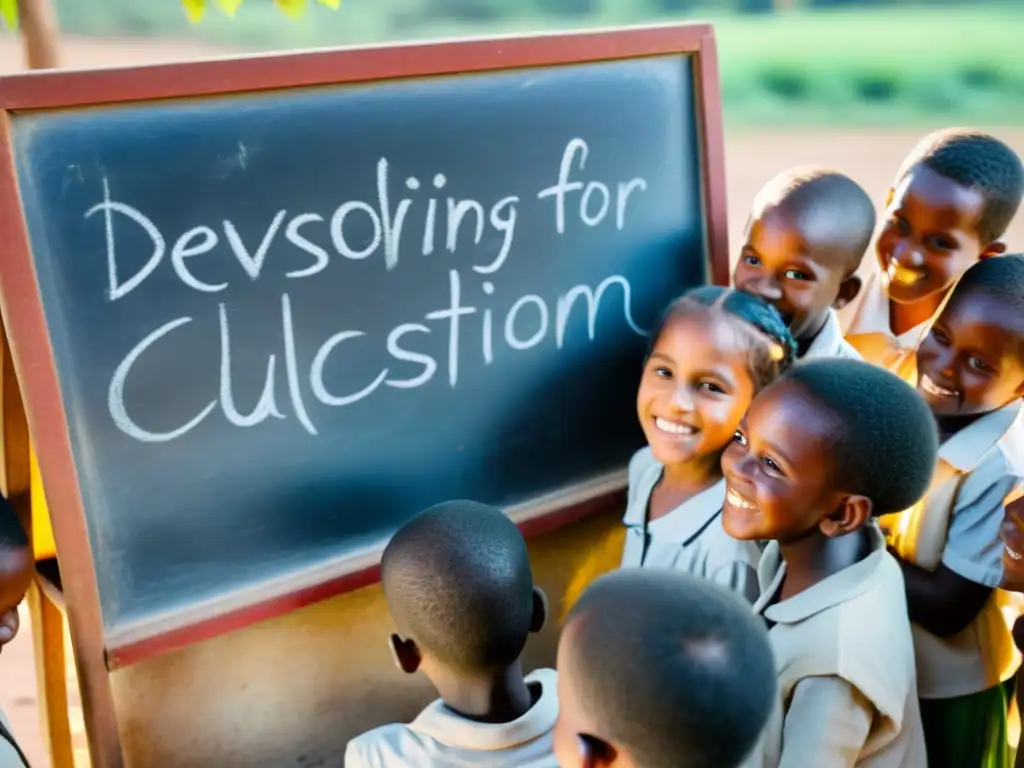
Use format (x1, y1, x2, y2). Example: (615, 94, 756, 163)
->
(36, 2, 1024, 126)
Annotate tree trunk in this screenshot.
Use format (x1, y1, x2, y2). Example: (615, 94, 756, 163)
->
(18, 0, 59, 70)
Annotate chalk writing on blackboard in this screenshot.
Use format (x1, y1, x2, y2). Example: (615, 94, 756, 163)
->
(90, 137, 650, 444)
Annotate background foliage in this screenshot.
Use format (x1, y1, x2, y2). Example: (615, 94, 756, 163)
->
(7, 0, 1024, 127)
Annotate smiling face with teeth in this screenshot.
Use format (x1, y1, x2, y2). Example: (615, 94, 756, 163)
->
(721, 380, 858, 542)
(876, 165, 994, 308)
(637, 310, 759, 472)
(916, 289, 1024, 419)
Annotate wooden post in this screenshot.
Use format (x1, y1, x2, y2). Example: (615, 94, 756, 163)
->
(17, 0, 60, 70)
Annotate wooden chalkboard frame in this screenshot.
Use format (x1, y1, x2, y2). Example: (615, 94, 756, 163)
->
(0, 22, 726, 765)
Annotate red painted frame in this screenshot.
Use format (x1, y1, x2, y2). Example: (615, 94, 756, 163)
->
(0, 22, 727, 767)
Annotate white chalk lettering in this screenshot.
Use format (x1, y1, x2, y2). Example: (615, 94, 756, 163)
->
(616, 179, 647, 230)
(224, 210, 287, 281)
(310, 330, 388, 406)
(481, 280, 495, 365)
(425, 269, 477, 387)
(285, 213, 329, 279)
(171, 226, 225, 293)
(86, 177, 166, 302)
(385, 323, 437, 389)
(537, 138, 588, 235)
(504, 294, 549, 351)
(280, 293, 318, 436)
(556, 275, 646, 348)
(581, 182, 610, 227)
(378, 158, 412, 271)
(108, 316, 216, 442)
(475, 196, 519, 275)
(218, 303, 285, 427)
(331, 201, 382, 260)
(446, 199, 485, 254)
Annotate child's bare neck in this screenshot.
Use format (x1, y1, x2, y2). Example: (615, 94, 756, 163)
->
(434, 662, 536, 724)
(777, 528, 871, 601)
(650, 460, 722, 521)
(889, 293, 944, 337)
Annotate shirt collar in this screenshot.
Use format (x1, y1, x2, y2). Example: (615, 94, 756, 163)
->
(803, 310, 845, 359)
(409, 669, 558, 751)
(755, 523, 888, 624)
(939, 401, 1024, 472)
(623, 477, 727, 546)
(846, 267, 932, 350)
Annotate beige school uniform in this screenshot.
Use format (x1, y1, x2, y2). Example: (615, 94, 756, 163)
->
(839, 267, 932, 381)
(344, 669, 558, 768)
(747, 524, 926, 768)
(803, 309, 862, 362)
(882, 401, 1024, 700)
(622, 447, 762, 604)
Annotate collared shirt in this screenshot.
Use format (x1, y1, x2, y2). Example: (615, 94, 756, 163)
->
(839, 267, 933, 381)
(0, 709, 27, 768)
(882, 401, 1024, 698)
(745, 524, 926, 768)
(344, 669, 559, 767)
(621, 447, 761, 604)
(802, 309, 863, 362)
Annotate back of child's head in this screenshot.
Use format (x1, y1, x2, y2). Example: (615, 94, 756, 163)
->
(948, 253, 1024, 315)
(895, 129, 1024, 243)
(558, 569, 776, 768)
(648, 285, 797, 390)
(749, 166, 876, 275)
(381, 499, 535, 673)
(781, 359, 938, 515)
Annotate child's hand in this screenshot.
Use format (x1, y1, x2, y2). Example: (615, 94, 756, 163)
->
(1001, 497, 1024, 592)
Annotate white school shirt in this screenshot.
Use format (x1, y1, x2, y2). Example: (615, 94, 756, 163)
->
(344, 669, 559, 768)
(621, 447, 762, 604)
(883, 401, 1024, 699)
(839, 266, 932, 380)
(802, 309, 862, 362)
(0, 709, 26, 768)
(746, 524, 927, 768)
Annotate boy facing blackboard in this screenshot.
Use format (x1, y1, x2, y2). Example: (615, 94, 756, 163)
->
(345, 500, 557, 767)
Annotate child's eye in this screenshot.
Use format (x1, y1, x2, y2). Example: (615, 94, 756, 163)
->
(762, 455, 785, 475)
(653, 366, 672, 379)
(926, 235, 957, 251)
(743, 254, 761, 267)
(698, 381, 727, 394)
(784, 269, 811, 281)
(891, 216, 911, 236)
(969, 357, 995, 374)
(732, 430, 747, 446)
(931, 329, 950, 347)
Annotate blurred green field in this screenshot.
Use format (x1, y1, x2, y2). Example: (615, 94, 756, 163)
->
(36, 1, 1024, 126)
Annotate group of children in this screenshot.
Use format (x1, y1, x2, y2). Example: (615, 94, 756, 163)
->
(345, 128, 1024, 767)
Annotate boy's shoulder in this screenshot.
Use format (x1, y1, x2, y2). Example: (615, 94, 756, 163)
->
(345, 721, 424, 768)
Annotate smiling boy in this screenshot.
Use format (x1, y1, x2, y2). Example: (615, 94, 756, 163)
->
(722, 359, 937, 766)
(885, 255, 1024, 767)
(734, 167, 875, 360)
(842, 129, 1024, 380)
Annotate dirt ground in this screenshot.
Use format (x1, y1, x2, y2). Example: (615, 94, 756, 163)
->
(0, 33, 1022, 768)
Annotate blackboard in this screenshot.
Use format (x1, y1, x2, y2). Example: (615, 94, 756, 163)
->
(1, 27, 724, 655)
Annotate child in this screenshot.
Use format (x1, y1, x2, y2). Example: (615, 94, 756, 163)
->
(842, 128, 1024, 379)
(0, 498, 34, 767)
(733, 167, 874, 360)
(623, 286, 796, 603)
(1000, 498, 1024, 768)
(344, 500, 557, 768)
(722, 358, 937, 766)
(886, 254, 1024, 767)
(553, 569, 777, 768)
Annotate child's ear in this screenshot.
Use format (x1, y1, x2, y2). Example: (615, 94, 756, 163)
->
(980, 242, 1007, 259)
(577, 734, 617, 768)
(530, 587, 548, 634)
(832, 275, 862, 310)
(819, 494, 873, 537)
(388, 633, 421, 675)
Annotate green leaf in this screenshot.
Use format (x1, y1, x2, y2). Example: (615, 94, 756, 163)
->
(316, 0, 341, 9)
(214, 0, 244, 17)
(0, 0, 18, 31)
(274, 0, 306, 18)
(181, 0, 206, 24)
